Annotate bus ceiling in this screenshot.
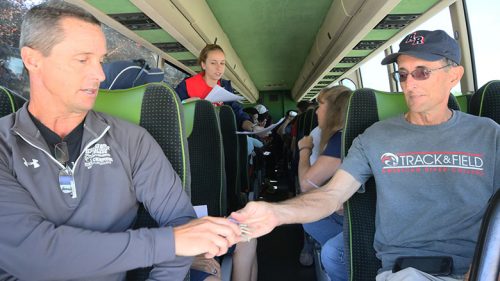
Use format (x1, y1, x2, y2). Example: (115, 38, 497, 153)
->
(69, 0, 456, 102)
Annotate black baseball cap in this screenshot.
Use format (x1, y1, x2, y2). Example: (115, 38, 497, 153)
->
(381, 30, 461, 65)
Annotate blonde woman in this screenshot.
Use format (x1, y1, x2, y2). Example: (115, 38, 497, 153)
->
(297, 85, 352, 281)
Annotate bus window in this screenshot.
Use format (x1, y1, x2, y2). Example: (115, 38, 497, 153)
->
(359, 52, 391, 92)
(101, 27, 187, 89)
(465, 0, 499, 87)
(0, 0, 43, 98)
(163, 62, 189, 89)
(102, 25, 158, 67)
(0, 0, 188, 94)
(392, 7, 462, 94)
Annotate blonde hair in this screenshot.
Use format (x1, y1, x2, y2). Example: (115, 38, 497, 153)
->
(317, 85, 352, 152)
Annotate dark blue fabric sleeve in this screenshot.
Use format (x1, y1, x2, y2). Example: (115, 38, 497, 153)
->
(322, 131, 342, 158)
(174, 79, 189, 101)
(221, 80, 251, 129)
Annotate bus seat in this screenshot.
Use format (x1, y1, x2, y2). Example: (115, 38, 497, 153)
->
(302, 107, 317, 136)
(296, 111, 307, 141)
(99, 59, 165, 90)
(468, 189, 500, 281)
(218, 105, 245, 213)
(238, 134, 251, 196)
(292, 112, 306, 193)
(342, 89, 460, 280)
(0, 86, 26, 117)
(447, 94, 460, 111)
(94, 83, 191, 281)
(455, 94, 472, 113)
(246, 134, 265, 200)
(184, 99, 233, 281)
(470, 80, 500, 124)
(183, 99, 227, 217)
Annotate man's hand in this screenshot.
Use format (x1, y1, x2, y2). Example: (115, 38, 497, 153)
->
(173, 216, 240, 258)
(229, 201, 280, 239)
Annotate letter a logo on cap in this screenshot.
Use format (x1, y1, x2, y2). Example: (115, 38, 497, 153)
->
(405, 32, 425, 45)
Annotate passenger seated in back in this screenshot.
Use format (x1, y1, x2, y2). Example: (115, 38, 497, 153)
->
(298, 86, 352, 281)
(243, 107, 265, 133)
(233, 30, 499, 281)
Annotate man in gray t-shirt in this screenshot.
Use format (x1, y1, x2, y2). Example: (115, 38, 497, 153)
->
(232, 30, 499, 281)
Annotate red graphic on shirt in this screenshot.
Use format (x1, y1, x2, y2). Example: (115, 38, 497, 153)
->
(380, 151, 484, 176)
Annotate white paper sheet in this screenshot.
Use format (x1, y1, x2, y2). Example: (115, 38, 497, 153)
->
(193, 205, 208, 218)
(236, 117, 285, 135)
(205, 85, 244, 103)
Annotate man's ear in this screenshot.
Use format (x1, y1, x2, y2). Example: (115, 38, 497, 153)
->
(20, 46, 42, 73)
(450, 65, 464, 87)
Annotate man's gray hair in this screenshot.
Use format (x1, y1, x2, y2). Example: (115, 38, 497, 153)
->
(19, 0, 100, 56)
(442, 57, 459, 68)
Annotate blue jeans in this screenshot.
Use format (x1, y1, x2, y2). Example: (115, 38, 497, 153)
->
(303, 213, 347, 281)
(322, 232, 347, 281)
(303, 213, 343, 244)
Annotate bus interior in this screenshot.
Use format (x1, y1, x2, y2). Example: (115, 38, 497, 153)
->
(0, 0, 498, 280)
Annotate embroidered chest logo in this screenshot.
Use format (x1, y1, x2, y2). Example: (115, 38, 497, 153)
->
(84, 143, 113, 169)
(23, 158, 40, 168)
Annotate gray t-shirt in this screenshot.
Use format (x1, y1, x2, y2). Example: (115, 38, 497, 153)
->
(340, 110, 500, 275)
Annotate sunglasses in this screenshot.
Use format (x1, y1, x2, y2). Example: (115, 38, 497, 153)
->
(54, 141, 69, 164)
(392, 64, 452, 83)
(55, 142, 77, 199)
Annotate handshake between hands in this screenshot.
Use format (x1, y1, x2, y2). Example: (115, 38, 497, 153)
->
(173, 201, 279, 258)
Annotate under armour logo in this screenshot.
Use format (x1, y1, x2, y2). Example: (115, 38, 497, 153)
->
(405, 32, 425, 45)
(23, 158, 40, 168)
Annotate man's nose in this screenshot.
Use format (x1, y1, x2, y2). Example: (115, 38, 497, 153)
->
(94, 63, 106, 82)
(403, 73, 417, 88)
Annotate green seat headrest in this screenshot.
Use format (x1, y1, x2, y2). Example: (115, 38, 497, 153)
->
(95, 84, 147, 125)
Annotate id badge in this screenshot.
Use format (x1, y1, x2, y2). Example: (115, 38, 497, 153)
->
(59, 167, 77, 199)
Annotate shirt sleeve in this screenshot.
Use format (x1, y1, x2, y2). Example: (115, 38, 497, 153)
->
(0, 165, 186, 280)
(174, 79, 189, 101)
(0, 131, 194, 280)
(130, 130, 196, 280)
(339, 133, 374, 192)
(322, 131, 342, 158)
